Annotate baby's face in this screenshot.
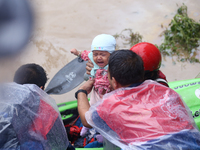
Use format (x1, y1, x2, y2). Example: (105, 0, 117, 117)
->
(93, 50, 110, 68)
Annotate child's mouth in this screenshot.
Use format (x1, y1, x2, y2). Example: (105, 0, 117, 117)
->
(97, 62, 105, 67)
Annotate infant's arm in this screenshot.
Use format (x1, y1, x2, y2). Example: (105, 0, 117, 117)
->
(70, 49, 90, 61)
(81, 50, 90, 61)
(70, 48, 80, 56)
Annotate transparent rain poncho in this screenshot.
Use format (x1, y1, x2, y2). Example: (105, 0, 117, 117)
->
(0, 83, 69, 150)
(86, 80, 200, 150)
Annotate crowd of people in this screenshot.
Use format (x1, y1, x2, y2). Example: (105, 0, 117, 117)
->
(1, 33, 200, 150)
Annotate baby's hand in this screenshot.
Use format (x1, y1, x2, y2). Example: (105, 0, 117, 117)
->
(70, 48, 79, 56)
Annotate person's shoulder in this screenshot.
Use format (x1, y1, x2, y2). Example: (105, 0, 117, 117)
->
(142, 80, 171, 91)
(157, 70, 167, 81)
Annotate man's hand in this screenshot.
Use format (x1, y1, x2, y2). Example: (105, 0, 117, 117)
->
(79, 78, 94, 94)
(86, 60, 94, 75)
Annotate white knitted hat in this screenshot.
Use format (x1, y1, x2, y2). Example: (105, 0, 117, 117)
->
(91, 34, 116, 53)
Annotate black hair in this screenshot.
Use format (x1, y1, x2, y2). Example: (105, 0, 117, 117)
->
(14, 63, 47, 88)
(108, 50, 144, 86)
(144, 70, 159, 80)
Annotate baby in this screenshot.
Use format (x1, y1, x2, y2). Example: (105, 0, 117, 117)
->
(71, 34, 116, 105)
(71, 34, 116, 141)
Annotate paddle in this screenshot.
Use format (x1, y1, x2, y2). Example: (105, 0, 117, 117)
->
(45, 57, 87, 95)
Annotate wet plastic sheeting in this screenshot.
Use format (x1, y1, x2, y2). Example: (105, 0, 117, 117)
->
(0, 83, 68, 150)
(86, 80, 200, 150)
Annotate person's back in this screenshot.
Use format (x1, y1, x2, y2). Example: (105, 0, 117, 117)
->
(0, 63, 69, 149)
(0, 83, 69, 149)
(85, 50, 200, 150)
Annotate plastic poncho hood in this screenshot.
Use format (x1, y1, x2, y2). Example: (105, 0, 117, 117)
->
(86, 80, 200, 150)
(0, 83, 68, 150)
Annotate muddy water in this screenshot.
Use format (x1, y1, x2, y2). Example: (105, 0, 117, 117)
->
(1, 0, 200, 104)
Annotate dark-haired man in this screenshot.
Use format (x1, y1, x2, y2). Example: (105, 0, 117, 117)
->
(14, 63, 47, 90)
(0, 63, 75, 150)
(77, 50, 200, 150)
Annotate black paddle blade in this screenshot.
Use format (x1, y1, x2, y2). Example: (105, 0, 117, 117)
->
(45, 57, 87, 95)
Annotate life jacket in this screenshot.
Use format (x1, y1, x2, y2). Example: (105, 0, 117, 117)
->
(64, 116, 102, 148)
(156, 70, 169, 87)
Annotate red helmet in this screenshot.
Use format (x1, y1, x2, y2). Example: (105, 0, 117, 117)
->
(130, 42, 161, 71)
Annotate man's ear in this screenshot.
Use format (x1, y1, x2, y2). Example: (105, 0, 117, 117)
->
(112, 77, 123, 89)
(111, 77, 119, 90)
(40, 86, 44, 90)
